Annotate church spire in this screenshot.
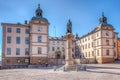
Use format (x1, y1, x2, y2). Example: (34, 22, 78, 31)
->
(99, 12, 107, 24)
(38, 3, 40, 8)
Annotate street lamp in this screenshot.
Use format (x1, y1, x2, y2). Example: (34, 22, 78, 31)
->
(17, 59, 20, 68)
(38, 59, 41, 65)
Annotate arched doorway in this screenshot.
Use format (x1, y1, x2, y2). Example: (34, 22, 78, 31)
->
(55, 51, 62, 65)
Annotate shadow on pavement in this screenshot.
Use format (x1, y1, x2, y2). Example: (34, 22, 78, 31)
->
(87, 70, 120, 75)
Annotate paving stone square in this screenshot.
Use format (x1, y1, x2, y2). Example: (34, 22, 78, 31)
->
(0, 64, 120, 80)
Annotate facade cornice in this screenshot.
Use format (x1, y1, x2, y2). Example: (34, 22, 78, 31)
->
(1, 23, 29, 27)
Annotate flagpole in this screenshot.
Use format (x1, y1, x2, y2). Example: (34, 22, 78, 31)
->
(54, 26, 56, 37)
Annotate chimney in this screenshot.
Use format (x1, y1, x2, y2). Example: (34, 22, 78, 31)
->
(25, 20, 27, 24)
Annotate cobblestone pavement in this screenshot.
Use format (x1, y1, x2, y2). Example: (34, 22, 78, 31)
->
(0, 64, 120, 80)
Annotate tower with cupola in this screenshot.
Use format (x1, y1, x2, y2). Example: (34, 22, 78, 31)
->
(29, 4, 50, 65)
(97, 12, 118, 63)
(92, 12, 118, 63)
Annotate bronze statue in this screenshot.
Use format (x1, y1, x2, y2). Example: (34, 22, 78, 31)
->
(67, 19, 72, 33)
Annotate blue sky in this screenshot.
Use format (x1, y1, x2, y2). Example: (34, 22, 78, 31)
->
(0, 0, 120, 60)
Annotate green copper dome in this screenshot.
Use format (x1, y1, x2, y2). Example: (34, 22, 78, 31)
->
(31, 16, 48, 21)
(98, 12, 113, 28)
(31, 4, 48, 22)
(98, 23, 113, 27)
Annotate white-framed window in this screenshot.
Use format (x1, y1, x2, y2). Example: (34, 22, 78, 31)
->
(57, 47, 60, 51)
(88, 36, 90, 40)
(62, 42, 64, 45)
(25, 37, 30, 44)
(7, 48, 11, 55)
(25, 48, 29, 55)
(7, 36, 11, 43)
(97, 40, 99, 46)
(16, 37, 20, 44)
(52, 47, 55, 51)
(62, 47, 65, 52)
(16, 48, 20, 55)
(114, 43, 116, 47)
(114, 51, 116, 56)
(52, 41, 55, 45)
(25, 29, 29, 34)
(92, 51, 94, 56)
(38, 36, 42, 42)
(88, 43, 90, 48)
(57, 41, 59, 44)
(106, 40, 109, 45)
(16, 28, 21, 33)
(92, 42, 93, 47)
(106, 49, 109, 55)
(97, 32, 99, 37)
(97, 50, 99, 56)
(7, 28, 12, 33)
(86, 52, 87, 57)
(85, 44, 87, 49)
(38, 47, 42, 54)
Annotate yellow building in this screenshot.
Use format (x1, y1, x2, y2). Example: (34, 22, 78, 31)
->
(1, 3, 119, 67)
(48, 36, 66, 64)
(76, 13, 118, 64)
(118, 38, 120, 59)
(1, 4, 50, 66)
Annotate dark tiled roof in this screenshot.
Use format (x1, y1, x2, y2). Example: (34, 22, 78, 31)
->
(97, 23, 113, 27)
(31, 16, 48, 22)
(78, 23, 114, 39)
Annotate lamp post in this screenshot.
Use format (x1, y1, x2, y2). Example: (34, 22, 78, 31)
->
(38, 59, 41, 65)
(17, 59, 20, 68)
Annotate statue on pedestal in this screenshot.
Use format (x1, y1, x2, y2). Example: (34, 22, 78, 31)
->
(64, 19, 76, 71)
(67, 19, 72, 33)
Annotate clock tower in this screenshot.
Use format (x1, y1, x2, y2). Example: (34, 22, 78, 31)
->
(29, 4, 50, 65)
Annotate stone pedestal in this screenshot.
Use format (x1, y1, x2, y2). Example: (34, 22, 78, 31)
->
(64, 33, 76, 71)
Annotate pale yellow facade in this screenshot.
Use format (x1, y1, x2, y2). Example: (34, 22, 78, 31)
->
(76, 23, 118, 63)
(1, 4, 119, 66)
(48, 37, 66, 59)
(4, 24, 29, 57)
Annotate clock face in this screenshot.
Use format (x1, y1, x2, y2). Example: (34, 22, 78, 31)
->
(38, 27, 42, 32)
(106, 31, 109, 36)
